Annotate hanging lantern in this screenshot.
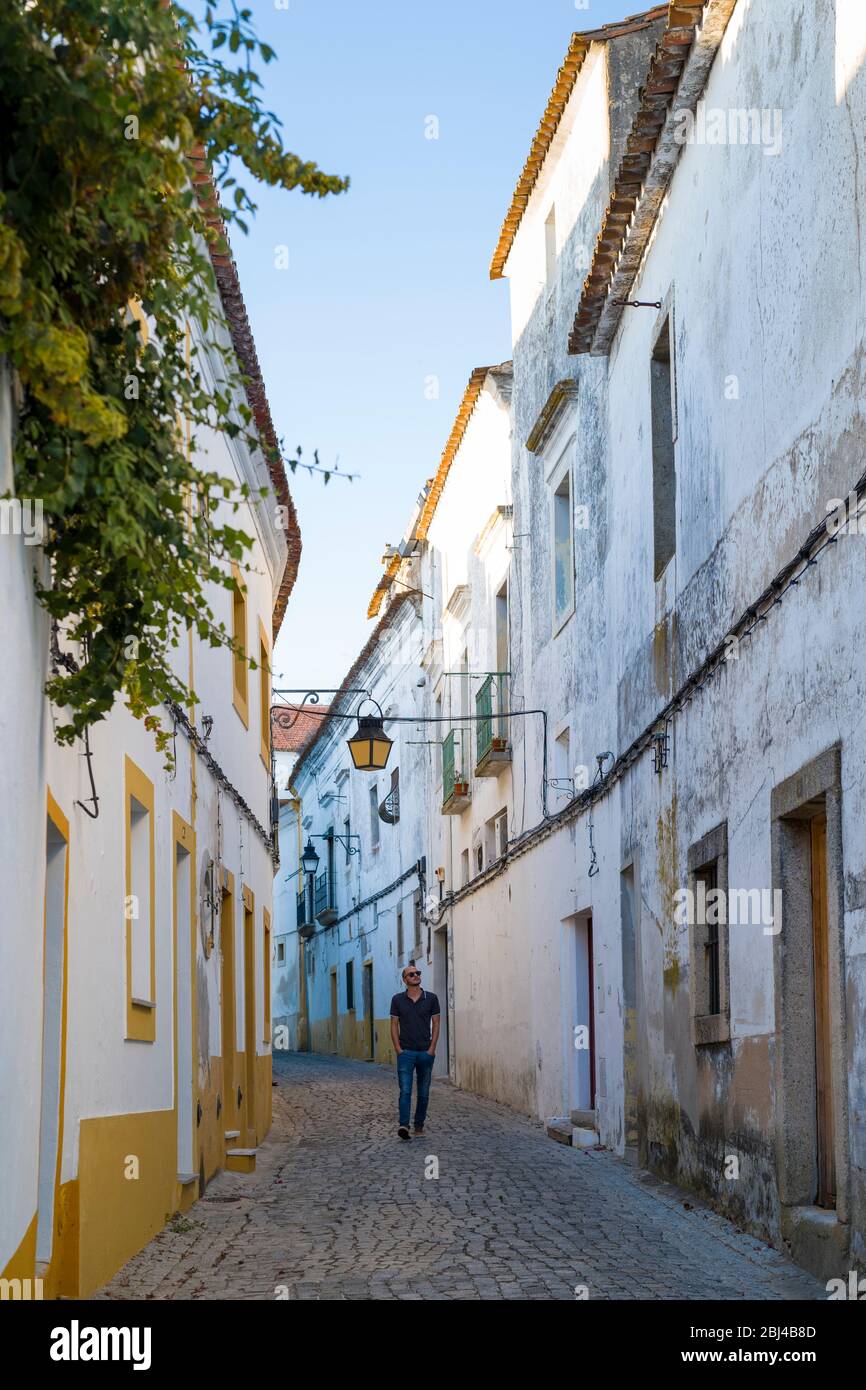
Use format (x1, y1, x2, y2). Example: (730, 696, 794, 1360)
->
(347, 703, 393, 772)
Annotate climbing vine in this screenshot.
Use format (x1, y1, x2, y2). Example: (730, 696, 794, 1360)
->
(0, 0, 348, 752)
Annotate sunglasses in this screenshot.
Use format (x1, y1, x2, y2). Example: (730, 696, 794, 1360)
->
(405, 971, 421, 978)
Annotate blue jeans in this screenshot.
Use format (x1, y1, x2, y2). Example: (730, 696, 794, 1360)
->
(397, 1049, 435, 1128)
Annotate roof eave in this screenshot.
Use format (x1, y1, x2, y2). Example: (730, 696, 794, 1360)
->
(488, 5, 670, 282)
(568, 0, 739, 356)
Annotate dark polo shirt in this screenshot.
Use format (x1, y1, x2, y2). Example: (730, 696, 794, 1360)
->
(390, 989, 440, 1051)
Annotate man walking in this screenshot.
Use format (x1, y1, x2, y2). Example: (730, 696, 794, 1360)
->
(389, 964, 440, 1140)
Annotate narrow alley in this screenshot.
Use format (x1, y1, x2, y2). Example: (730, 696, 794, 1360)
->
(95, 1054, 822, 1302)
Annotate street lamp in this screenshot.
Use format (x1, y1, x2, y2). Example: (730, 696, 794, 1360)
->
(347, 698, 393, 772)
(301, 838, 321, 876)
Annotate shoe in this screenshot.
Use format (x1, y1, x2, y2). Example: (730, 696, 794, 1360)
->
(413, 1125, 424, 1136)
(398, 1125, 410, 1141)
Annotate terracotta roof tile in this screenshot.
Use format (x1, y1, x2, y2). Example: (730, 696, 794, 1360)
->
(291, 594, 415, 787)
(568, 1, 738, 356)
(271, 704, 329, 753)
(488, 6, 668, 280)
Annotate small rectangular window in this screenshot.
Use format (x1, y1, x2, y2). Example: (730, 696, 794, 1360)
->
(495, 810, 508, 859)
(344, 816, 352, 867)
(496, 581, 509, 673)
(552, 468, 574, 630)
(125, 757, 156, 1043)
(651, 314, 676, 580)
(346, 960, 355, 1011)
(276, 940, 285, 965)
(688, 822, 730, 1046)
(369, 784, 380, 849)
(231, 563, 249, 726)
(397, 908, 404, 958)
(461, 849, 470, 886)
(696, 862, 720, 1016)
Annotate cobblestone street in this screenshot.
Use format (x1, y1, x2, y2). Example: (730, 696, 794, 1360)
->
(94, 1054, 824, 1301)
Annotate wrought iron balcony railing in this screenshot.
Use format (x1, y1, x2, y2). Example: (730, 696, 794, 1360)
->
(296, 884, 315, 939)
(475, 673, 511, 774)
(442, 728, 471, 812)
(314, 869, 338, 925)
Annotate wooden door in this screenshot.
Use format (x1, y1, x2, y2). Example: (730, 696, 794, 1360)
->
(244, 899, 256, 1144)
(220, 882, 235, 1130)
(810, 814, 836, 1209)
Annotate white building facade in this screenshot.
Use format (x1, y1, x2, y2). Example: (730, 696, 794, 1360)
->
(0, 222, 298, 1296)
(283, 593, 431, 1069)
(275, 0, 866, 1284)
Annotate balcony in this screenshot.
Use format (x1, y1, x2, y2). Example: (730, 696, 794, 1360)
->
(296, 886, 315, 940)
(314, 869, 338, 925)
(442, 728, 471, 814)
(475, 674, 511, 776)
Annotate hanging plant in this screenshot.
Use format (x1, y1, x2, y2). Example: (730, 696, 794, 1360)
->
(0, 0, 348, 756)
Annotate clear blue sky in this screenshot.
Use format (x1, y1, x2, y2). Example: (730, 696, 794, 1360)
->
(227, 0, 635, 690)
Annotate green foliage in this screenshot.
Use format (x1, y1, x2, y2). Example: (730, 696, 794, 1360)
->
(0, 0, 348, 753)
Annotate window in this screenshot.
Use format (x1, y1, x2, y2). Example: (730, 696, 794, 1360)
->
(343, 816, 352, 868)
(495, 809, 508, 859)
(369, 783, 380, 850)
(552, 464, 575, 631)
(124, 756, 156, 1042)
(650, 313, 677, 580)
(397, 908, 404, 958)
(485, 808, 508, 863)
(475, 843, 484, 876)
(346, 960, 355, 1011)
(276, 940, 286, 965)
(461, 849, 470, 887)
(698, 862, 720, 1015)
(544, 205, 557, 289)
(687, 822, 730, 1046)
(258, 620, 271, 766)
(496, 581, 509, 673)
(231, 562, 248, 726)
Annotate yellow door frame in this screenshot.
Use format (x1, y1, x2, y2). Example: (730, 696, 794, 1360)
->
(242, 885, 256, 1145)
(172, 812, 196, 1187)
(220, 869, 236, 1142)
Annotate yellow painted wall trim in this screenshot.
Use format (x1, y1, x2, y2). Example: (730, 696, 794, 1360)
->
(172, 812, 197, 1195)
(258, 617, 271, 769)
(263, 908, 272, 1045)
(242, 888, 256, 1145)
(1, 1212, 37, 1284)
(220, 869, 237, 1136)
(42, 788, 71, 1292)
(78, 1109, 175, 1297)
